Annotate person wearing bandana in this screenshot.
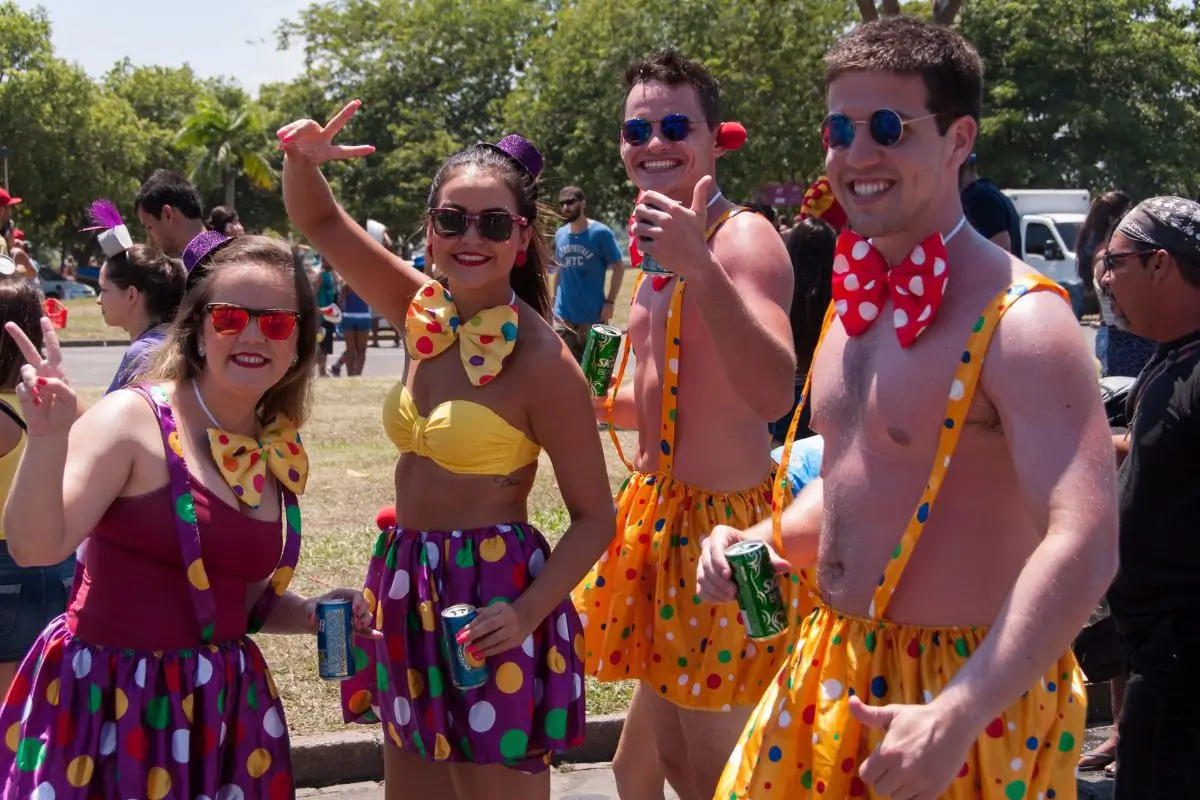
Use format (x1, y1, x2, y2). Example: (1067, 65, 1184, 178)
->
(1098, 196, 1200, 799)
(700, 17, 1118, 800)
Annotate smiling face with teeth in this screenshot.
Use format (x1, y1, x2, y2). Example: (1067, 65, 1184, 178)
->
(427, 167, 534, 297)
(825, 71, 975, 256)
(200, 264, 301, 396)
(621, 80, 722, 202)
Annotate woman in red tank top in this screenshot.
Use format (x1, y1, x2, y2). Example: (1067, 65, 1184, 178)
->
(0, 232, 375, 799)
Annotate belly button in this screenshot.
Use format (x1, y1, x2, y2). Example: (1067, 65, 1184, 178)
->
(887, 426, 911, 446)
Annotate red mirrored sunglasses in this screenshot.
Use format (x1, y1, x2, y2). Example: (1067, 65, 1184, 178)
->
(205, 303, 300, 340)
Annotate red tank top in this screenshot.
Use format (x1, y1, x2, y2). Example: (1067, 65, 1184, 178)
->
(69, 480, 284, 651)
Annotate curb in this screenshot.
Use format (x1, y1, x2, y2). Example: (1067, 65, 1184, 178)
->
(59, 340, 130, 348)
(292, 714, 624, 788)
(292, 683, 1115, 789)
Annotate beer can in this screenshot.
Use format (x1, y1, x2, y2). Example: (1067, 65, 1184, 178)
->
(639, 252, 673, 275)
(317, 598, 357, 680)
(726, 540, 788, 640)
(441, 604, 488, 690)
(581, 324, 623, 397)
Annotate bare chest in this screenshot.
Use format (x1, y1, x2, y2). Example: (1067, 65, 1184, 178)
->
(628, 279, 717, 372)
(811, 301, 1001, 452)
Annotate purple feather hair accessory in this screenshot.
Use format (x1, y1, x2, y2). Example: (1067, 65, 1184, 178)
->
(81, 199, 124, 232)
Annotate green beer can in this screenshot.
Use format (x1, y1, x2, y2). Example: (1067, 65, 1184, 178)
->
(581, 324, 623, 398)
(726, 540, 788, 640)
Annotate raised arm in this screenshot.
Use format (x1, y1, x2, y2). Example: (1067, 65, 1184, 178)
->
(935, 289, 1119, 732)
(279, 100, 427, 327)
(634, 178, 796, 420)
(2, 321, 141, 566)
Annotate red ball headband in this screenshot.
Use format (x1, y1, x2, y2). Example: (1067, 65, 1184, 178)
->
(716, 121, 747, 150)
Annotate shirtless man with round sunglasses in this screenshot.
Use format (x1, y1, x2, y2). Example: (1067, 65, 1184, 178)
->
(699, 18, 1117, 800)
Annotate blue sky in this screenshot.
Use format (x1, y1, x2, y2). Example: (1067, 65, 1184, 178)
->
(23, 0, 312, 92)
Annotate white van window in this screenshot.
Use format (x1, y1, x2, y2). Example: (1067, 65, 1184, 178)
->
(1026, 222, 1053, 255)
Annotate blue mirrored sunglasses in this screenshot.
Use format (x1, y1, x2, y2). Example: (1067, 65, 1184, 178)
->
(820, 109, 937, 150)
(621, 114, 703, 146)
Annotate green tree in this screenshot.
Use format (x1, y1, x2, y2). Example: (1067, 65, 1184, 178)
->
(104, 61, 205, 179)
(857, 0, 964, 24)
(503, 0, 855, 223)
(961, 0, 1200, 200)
(0, 59, 148, 254)
(276, 0, 549, 243)
(176, 96, 275, 211)
(0, 1, 51, 85)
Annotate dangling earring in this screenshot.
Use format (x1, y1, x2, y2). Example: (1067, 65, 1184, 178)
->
(197, 340, 206, 358)
(515, 250, 528, 267)
(290, 353, 299, 368)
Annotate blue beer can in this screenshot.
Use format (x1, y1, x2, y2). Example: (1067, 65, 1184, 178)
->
(441, 604, 488, 690)
(316, 598, 356, 680)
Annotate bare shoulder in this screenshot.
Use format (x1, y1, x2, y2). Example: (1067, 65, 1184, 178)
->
(981, 263, 1096, 403)
(78, 386, 163, 446)
(715, 207, 789, 270)
(515, 308, 585, 379)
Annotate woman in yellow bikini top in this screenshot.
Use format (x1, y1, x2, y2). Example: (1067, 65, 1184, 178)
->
(382, 380, 540, 476)
(280, 108, 615, 800)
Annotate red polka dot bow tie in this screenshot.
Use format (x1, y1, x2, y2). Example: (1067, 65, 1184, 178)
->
(831, 222, 962, 349)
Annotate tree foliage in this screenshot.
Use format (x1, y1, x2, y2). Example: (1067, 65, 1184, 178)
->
(276, 0, 549, 243)
(0, 0, 1197, 263)
(504, 0, 854, 224)
(176, 97, 276, 210)
(961, 0, 1200, 200)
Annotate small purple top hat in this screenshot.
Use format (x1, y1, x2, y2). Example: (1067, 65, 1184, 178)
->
(183, 230, 231, 274)
(480, 134, 543, 179)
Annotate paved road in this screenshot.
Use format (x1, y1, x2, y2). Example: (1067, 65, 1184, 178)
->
(61, 340, 410, 389)
(62, 325, 1098, 390)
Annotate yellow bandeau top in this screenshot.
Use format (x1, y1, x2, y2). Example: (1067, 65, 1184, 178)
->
(382, 381, 541, 476)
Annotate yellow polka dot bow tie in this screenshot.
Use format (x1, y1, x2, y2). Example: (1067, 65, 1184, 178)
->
(405, 279, 519, 386)
(208, 415, 309, 509)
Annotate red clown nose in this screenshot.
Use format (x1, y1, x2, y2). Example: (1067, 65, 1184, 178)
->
(716, 122, 747, 150)
(376, 505, 397, 531)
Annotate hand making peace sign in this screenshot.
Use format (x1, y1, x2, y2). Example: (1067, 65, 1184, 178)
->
(4, 317, 76, 436)
(276, 99, 377, 167)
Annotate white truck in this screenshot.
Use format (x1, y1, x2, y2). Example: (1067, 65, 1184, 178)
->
(1002, 189, 1090, 317)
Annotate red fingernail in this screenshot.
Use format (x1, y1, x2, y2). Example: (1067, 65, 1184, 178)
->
(280, 132, 295, 143)
(36, 377, 46, 386)
(32, 397, 40, 406)
(455, 632, 468, 644)
(468, 647, 482, 658)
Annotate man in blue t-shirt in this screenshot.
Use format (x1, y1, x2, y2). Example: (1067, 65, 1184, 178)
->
(553, 186, 625, 360)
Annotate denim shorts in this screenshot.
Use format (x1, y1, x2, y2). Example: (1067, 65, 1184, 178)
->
(341, 317, 372, 332)
(0, 541, 75, 663)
